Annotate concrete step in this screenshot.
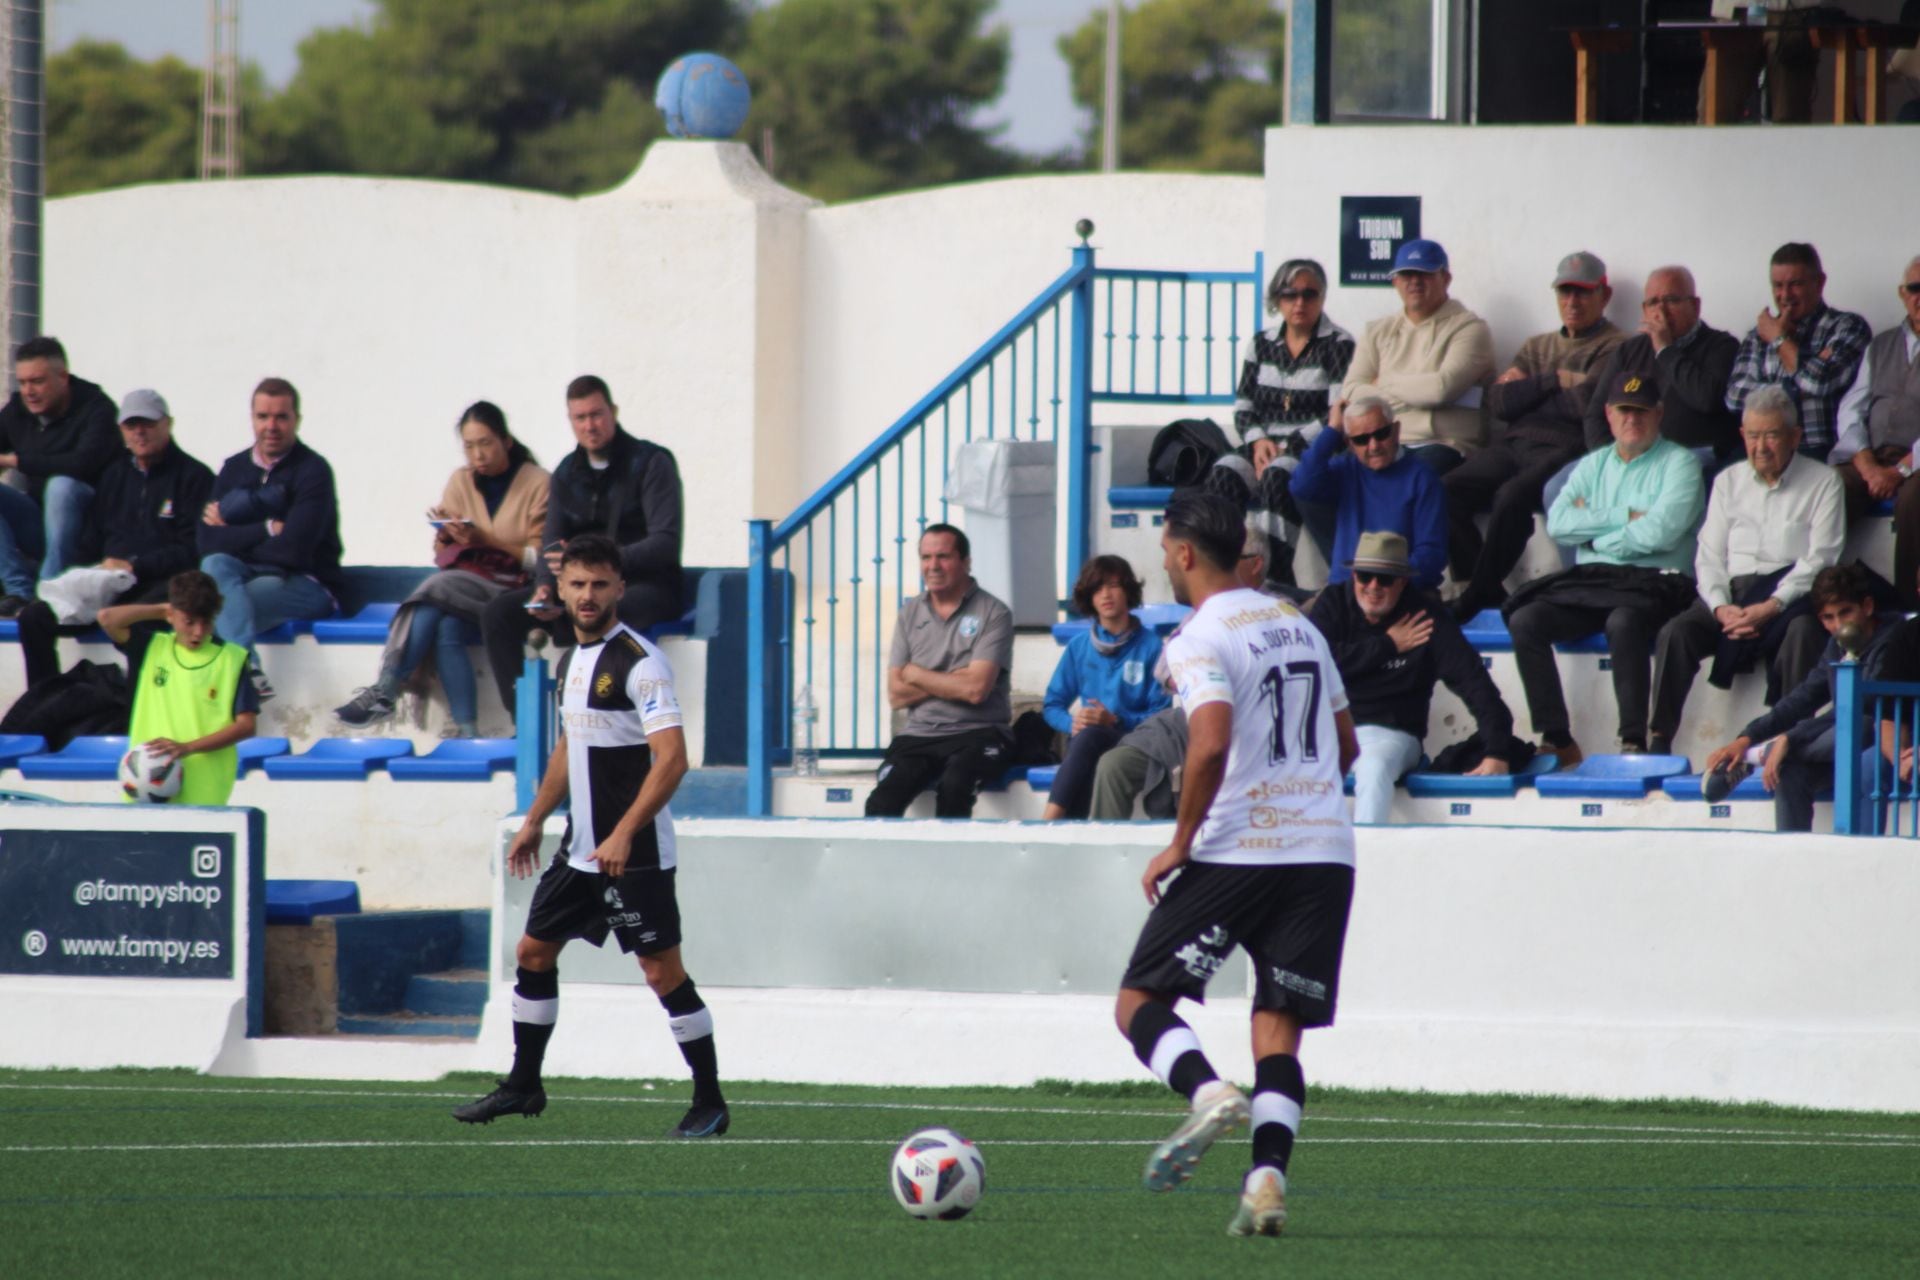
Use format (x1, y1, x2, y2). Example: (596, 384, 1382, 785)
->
(334, 1011, 480, 1038)
(403, 968, 488, 1018)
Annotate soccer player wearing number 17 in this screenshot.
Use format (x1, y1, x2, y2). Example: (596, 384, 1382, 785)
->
(1115, 491, 1359, 1238)
(454, 534, 727, 1137)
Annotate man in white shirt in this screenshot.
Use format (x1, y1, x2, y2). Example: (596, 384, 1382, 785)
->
(1830, 254, 1920, 611)
(1649, 385, 1844, 753)
(1112, 491, 1359, 1239)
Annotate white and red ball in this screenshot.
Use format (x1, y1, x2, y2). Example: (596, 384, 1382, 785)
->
(889, 1127, 985, 1220)
(119, 745, 183, 803)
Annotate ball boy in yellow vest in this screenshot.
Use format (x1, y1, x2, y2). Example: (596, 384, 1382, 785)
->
(99, 570, 259, 805)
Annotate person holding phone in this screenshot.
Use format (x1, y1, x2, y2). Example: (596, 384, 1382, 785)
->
(334, 401, 547, 736)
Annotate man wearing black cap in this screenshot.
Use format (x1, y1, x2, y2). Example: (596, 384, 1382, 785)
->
(1503, 372, 1705, 764)
(15, 389, 215, 687)
(1444, 251, 1628, 623)
(1309, 531, 1515, 824)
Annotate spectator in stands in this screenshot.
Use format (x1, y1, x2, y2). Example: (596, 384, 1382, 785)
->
(198, 377, 344, 694)
(98, 570, 257, 807)
(1228, 257, 1354, 576)
(482, 375, 683, 717)
(1505, 372, 1705, 764)
(1582, 266, 1742, 466)
(16, 390, 216, 688)
(1444, 251, 1628, 623)
(1289, 394, 1447, 592)
(1309, 531, 1515, 824)
(0, 336, 119, 616)
(1724, 243, 1870, 461)
(1087, 516, 1274, 820)
(1649, 387, 1844, 753)
(1701, 565, 1904, 832)
(1830, 254, 1920, 611)
(334, 402, 549, 737)
(1341, 238, 1494, 477)
(865, 524, 1014, 818)
(1039, 556, 1170, 820)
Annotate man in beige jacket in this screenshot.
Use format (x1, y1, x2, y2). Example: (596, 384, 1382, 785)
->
(1340, 238, 1494, 478)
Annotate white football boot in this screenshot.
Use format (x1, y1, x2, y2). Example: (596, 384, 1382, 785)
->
(1226, 1165, 1288, 1236)
(1143, 1079, 1250, 1191)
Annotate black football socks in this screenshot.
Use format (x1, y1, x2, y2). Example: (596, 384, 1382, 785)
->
(1127, 1000, 1220, 1101)
(660, 977, 724, 1107)
(1251, 1053, 1307, 1174)
(505, 965, 559, 1092)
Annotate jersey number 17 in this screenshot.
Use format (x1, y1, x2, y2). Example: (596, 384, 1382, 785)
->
(1257, 661, 1322, 764)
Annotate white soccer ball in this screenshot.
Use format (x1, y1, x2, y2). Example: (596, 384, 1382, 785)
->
(889, 1126, 985, 1220)
(119, 744, 183, 803)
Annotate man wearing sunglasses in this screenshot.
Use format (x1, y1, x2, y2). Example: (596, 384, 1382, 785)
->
(1829, 255, 1920, 610)
(1309, 531, 1515, 824)
(1288, 395, 1447, 592)
(1443, 252, 1628, 625)
(1504, 373, 1705, 764)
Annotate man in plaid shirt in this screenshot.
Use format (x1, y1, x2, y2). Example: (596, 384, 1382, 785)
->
(1724, 243, 1870, 458)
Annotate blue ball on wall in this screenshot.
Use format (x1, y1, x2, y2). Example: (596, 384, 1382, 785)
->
(655, 53, 752, 140)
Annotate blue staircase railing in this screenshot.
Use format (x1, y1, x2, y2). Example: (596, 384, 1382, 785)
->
(1834, 661, 1920, 837)
(743, 229, 1262, 815)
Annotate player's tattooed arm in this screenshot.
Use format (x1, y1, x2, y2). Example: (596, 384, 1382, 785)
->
(1144, 702, 1233, 904)
(507, 734, 569, 878)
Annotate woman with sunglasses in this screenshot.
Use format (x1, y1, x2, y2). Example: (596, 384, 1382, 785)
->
(1227, 259, 1355, 582)
(1040, 555, 1171, 820)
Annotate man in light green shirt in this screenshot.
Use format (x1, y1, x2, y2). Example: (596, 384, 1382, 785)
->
(1501, 373, 1705, 763)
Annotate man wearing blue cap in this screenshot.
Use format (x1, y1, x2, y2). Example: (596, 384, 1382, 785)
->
(1340, 238, 1494, 478)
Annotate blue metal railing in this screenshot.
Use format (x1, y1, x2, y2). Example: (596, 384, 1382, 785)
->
(742, 234, 1262, 815)
(513, 652, 557, 812)
(1833, 662, 1920, 837)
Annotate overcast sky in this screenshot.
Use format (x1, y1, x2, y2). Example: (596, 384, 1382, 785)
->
(47, 0, 1101, 155)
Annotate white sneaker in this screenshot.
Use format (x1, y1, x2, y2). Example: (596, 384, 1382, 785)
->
(1227, 1166, 1288, 1237)
(1143, 1079, 1249, 1191)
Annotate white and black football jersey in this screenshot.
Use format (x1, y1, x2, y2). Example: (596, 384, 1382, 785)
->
(553, 623, 683, 872)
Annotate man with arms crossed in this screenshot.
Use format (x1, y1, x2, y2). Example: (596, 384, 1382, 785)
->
(1115, 491, 1359, 1239)
(455, 534, 727, 1138)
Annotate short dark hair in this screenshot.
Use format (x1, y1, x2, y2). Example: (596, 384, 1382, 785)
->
(1163, 491, 1244, 572)
(14, 336, 66, 366)
(558, 533, 623, 577)
(566, 374, 612, 405)
(252, 376, 300, 414)
(1810, 563, 1871, 610)
(921, 522, 970, 560)
(458, 399, 534, 467)
(167, 570, 223, 622)
(1771, 242, 1823, 275)
(1071, 554, 1144, 616)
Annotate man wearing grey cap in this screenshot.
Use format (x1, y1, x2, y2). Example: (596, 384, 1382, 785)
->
(1444, 252, 1628, 623)
(14, 389, 215, 687)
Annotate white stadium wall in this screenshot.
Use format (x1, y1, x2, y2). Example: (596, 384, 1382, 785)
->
(1263, 126, 1919, 371)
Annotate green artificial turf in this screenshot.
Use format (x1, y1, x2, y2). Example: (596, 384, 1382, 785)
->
(2, 1069, 1916, 1278)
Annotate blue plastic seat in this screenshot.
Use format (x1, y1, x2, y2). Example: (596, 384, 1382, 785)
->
(18, 735, 129, 781)
(1659, 771, 1811, 802)
(1107, 485, 1174, 510)
(1534, 753, 1689, 798)
(1404, 753, 1561, 798)
(254, 619, 319, 644)
(387, 738, 517, 781)
(1457, 610, 1607, 655)
(1051, 601, 1193, 645)
(262, 737, 414, 780)
(0, 733, 49, 767)
(311, 602, 483, 646)
(1025, 765, 1059, 791)
(644, 608, 699, 640)
(265, 879, 362, 926)
(238, 737, 291, 775)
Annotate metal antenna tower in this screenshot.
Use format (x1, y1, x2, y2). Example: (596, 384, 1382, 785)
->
(200, 0, 240, 179)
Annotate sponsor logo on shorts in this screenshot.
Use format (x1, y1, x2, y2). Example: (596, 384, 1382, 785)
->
(1270, 967, 1326, 1000)
(1173, 925, 1230, 980)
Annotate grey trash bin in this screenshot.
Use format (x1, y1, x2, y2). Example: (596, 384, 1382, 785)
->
(944, 440, 1057, 627)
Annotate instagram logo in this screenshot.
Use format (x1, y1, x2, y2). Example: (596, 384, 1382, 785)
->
(191, 846, 222, 879)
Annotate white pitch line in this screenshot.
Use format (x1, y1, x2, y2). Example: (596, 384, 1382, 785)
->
(4, 1135, 1919, 1157)
(4, 1083, 1917, 1145)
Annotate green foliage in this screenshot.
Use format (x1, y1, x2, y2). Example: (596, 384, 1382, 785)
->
(260, 0, 743, 193)
(736, 0, 1017, 202)
(1058, 0, 1285, 173)
(46, 40, 203, 195)
(1331, 0, 1435, 119)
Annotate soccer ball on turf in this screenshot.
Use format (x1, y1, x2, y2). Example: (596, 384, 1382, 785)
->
(119, 744, 183, 802)
(889, 1127, 985, 1220)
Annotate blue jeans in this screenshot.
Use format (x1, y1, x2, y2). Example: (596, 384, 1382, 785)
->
(0, 476, 96, 595)
(200, 552, 334, 651)
(1352, 723, 1424, 825)
(391, 603, 478, 730)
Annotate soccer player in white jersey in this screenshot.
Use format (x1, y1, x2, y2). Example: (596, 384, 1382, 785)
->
(454, 535, 727, 1137)
(1114, 491, 1359, 1238)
